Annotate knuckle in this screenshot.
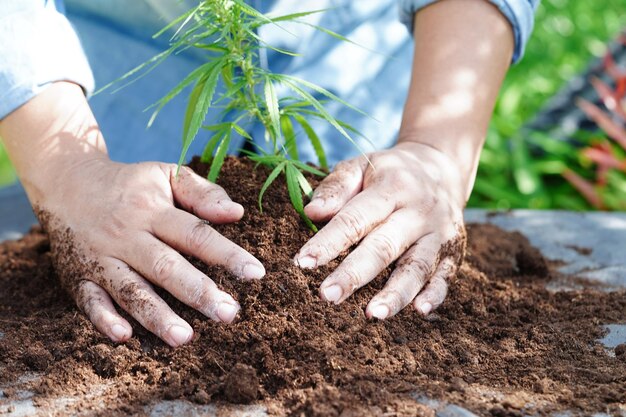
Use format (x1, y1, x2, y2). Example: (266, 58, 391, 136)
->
(102, 212, 126, 240)
(301, 242, 333, 263)
(202, 185, 227, 203)
(334, 209, 367, 241)
(125, 192, 155, 211)
(188, 283, 218, 312)
(340, 268, 363, 293)
(439, 258, 457, 275)
(382, 288, 406, 311)
(367, 233, 400, 265)
(334, 159, 354, 173)
(75, 281, 99, 314)
(186, 221, 215, 253)
(115, 281, 162, 333)
(426, 277, 448, 303)
(152, 253, 180, 286)
(399, 255, 433, 283)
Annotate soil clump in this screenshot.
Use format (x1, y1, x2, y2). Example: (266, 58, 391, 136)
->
(0, 157, 624, 416)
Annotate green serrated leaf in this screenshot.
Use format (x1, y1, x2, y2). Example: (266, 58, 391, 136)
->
(178, 60, 224, 169)
(279, 74, 370, 118)
(258, 161, 287, 212)
(280, 115, 298, 160)
(294, 20, 384, 56)
(285, 163, 317, 231)
(94, 49, 172, 95)
(264, 77, 282, 141)
(279, 78, 370, 165)
(293, 167, 313, 198)
(153, 6, 198, 39)
(290, 160, 326, 177)
(200, 133, 222, 163)
(243, 29, 301, 56)
(207, 130, 232, 182)
(255, 9, 328, 26)
(147, 61, 217, 128)
(231, 123, 252, 140)
(292, 113, 327, 169)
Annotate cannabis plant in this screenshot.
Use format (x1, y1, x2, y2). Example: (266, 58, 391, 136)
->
(106, 0, 366, 230)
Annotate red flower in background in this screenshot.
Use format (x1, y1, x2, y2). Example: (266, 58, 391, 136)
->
(566, 33, 626, 210)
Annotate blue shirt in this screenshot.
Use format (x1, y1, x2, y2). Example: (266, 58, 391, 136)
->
(0, 0, 538, 166)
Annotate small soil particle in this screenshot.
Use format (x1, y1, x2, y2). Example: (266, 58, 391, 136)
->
(223, 363, 259, 404)
(23, 343, 54, 372)
(615, 343, 626, 360)
(0, 157, 624, 416)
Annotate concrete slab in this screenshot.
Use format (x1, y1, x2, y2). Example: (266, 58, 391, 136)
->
(465, 209, 626, 288)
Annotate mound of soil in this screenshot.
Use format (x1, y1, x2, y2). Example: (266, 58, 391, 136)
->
(0, 157, 625, 416)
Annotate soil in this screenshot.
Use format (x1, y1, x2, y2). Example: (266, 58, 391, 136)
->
(0, 157, 625, 416)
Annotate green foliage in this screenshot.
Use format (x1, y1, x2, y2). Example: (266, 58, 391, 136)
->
(0, 0, 621, 215)
(117, 0, 363, 227)
(469, 0, 626, 210)
(0, 141, 16, 187)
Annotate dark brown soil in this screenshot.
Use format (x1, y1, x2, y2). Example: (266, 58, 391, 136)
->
(0, 157, 625, 416)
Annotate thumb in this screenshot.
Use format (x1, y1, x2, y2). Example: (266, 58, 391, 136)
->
(305, 156, 367, 222)
(170, 165, 244, 224)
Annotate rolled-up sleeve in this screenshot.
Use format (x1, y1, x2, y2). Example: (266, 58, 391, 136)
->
(399, 0, 539, 64)
(0, 0, 94, 120)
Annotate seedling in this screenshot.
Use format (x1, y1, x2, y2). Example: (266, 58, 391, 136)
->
(103, 0, 368, 230)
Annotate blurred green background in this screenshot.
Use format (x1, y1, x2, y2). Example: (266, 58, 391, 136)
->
(470, 0, 626, 210)
(1, 0, 625, 211)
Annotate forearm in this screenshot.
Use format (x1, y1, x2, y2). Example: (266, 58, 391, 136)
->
(398, 0, 514, 199)
(0, 82, 108, 205)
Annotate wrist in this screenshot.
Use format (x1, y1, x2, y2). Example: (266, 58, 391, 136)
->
(395, 134, 481, 202)
(0, 82, 109, 205)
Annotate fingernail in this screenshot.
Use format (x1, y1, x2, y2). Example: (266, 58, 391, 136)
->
(110, 324, 128, 341)
(217, 302, 239, 323)
(419, 302, 433, 316)
(370, 304, 390, 320)
(168, 324, 193, 347)
(307, 198, 326, 209)
(215, 199, 243, 213)
(242, 263, 265, 280)
(296, 255, 317, 269)
(322, 284, 343, 303)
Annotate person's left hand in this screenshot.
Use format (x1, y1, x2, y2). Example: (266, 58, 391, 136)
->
(294, 141, 468, 319)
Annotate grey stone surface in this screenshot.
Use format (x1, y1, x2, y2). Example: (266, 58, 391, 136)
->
(600, 324, 626, 349)
(436, 404, 480, 417)
(146, 401, 267, 417)
(465, 209, 626, 288)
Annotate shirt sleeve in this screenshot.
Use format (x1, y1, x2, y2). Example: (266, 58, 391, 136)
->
(398, 0, 540, 64)
(0, 0, 94, 120)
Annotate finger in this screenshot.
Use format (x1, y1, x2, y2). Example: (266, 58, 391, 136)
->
(74, 279, 132, 343)
(304, 157, 367, 222)
(152, 208, 265, 280)
(99, 258, 194, 348)
(295, 188, 395, 269)
(124, 233, 242, 324)
(365, 234, 442, 319)
(413, 257, 457, 316)
(171, 165, 244, 224)
(318, 209, 425, 304)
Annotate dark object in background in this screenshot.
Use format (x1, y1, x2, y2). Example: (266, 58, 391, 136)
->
(525, 31, 626, 145)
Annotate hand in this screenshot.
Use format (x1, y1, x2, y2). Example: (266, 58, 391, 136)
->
(294, 142, 467, 319)
(37, 159, 265, 347)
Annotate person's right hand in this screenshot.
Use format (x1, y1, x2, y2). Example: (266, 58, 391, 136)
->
(0, 82, 264, 347)
(40, 159, 265, 347)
